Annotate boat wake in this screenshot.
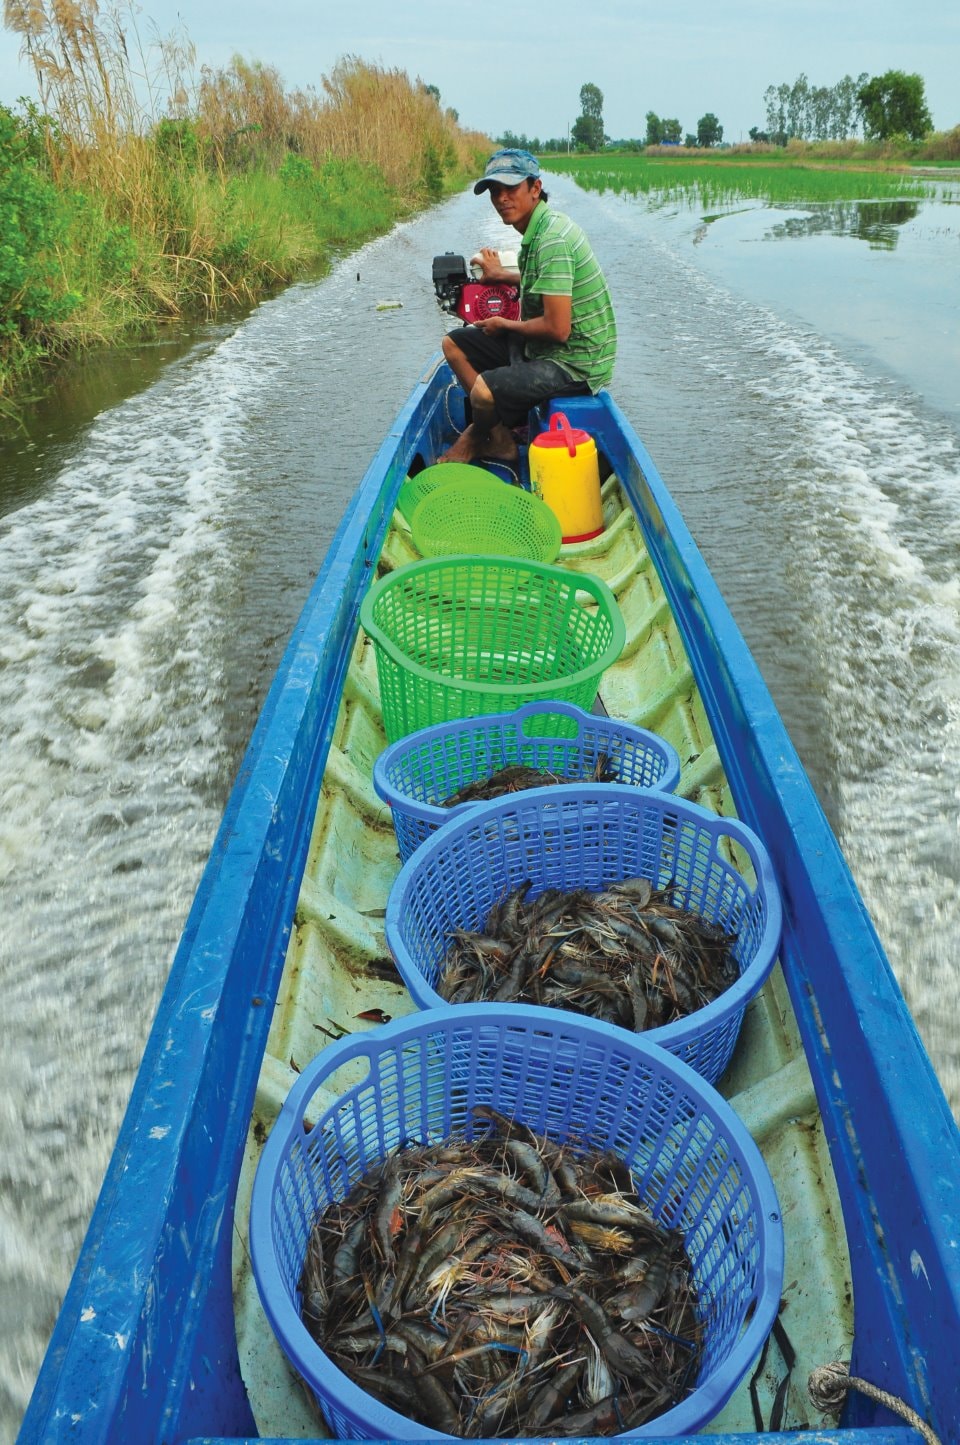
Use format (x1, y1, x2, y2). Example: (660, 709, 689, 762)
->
(570, 175, 960, 1119)
(0, 329, 254, 1423)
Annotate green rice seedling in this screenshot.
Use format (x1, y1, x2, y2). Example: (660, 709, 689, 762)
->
(544, 154, 953, 208)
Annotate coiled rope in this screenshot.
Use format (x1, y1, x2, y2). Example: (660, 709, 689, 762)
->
(443, 383, 464, 437)
(808, 1362, 941, 1445)
(492, 461, 523, 488)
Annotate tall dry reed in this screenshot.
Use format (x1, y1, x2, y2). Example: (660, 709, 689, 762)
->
(4, 0, 191, 183)
(6, 1, 486, 217)
(2, 3, 489, 399)
(196, 53, 487, 202)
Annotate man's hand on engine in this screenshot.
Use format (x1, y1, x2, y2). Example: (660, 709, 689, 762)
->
(473, 247, 502, 279)
(476, 314, 513, 334)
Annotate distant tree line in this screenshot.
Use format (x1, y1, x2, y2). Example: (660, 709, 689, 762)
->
(760, 74, 867, 143)
(497, 129, 569, 153)
(497, 85, 608, 153)
(758, 70, 932, 143)
(499, 85, 726, 155)
(496, 68, 935, 159)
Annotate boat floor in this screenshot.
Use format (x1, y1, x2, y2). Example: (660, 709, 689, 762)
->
(231, 475, 853, 1437)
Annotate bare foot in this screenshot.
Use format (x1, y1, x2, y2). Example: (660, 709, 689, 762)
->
(438, 422, 520, 466)
(437, 425, 480, 464)
(478, 423, 520, 464)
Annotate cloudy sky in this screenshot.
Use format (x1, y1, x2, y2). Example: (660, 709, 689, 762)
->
(1, 0, 956, 144)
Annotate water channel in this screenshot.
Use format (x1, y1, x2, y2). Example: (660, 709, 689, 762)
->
(1, 171, 958, 1437)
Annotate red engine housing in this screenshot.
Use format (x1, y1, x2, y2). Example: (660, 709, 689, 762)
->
(455, 282, 520, 324)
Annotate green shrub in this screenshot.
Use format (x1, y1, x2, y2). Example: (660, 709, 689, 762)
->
(310, 156, 395, 241)
(153, 117, 201, 170)
(421, 143, 444, 201)
(278, 151, 314, 187)
(98, 221, 138, 279)
(211, 230, 254, 271)
(0, 105, 81, 349)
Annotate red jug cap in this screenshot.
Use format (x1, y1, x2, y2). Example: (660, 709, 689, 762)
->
(533, 412, 590, 456)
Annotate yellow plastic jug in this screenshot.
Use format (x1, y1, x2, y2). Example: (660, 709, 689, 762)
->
(528, 413, 604, 542)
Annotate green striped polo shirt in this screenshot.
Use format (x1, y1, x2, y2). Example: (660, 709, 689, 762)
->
(518, 201, 617, 391)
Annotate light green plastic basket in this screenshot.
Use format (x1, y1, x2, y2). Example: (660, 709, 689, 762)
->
(410, 476, 562, 563)
(395, 463, 498, 526)
(359, 556, 626, 743)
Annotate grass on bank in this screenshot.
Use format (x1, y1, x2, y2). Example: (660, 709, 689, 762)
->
(1, 1, 489, 413)
(652, 131, 960, 164)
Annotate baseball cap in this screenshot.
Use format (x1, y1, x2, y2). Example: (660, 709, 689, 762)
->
(473, 148, 541, 194)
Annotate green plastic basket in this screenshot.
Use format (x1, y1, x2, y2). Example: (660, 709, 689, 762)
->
(359, 556, 626, 743)
(395, 463, 499, 526)
(410, 476, 562, 563)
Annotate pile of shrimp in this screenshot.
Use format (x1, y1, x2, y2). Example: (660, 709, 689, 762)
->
(299, 1106, 700, 1437)
(440, 753, 618, 807)
(437, 876, 739, 1028)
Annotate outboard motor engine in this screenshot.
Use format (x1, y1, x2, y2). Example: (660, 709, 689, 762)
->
(432, 252, 520, 324)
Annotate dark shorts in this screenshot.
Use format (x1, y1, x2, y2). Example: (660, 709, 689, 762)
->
(447, 326, 590, 429)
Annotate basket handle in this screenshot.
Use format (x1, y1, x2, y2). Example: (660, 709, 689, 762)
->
(551, 412, 578, 457)
(513, 699, 590, 740)
(706, 814, 783, 953)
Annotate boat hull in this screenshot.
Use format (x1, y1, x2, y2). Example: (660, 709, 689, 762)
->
(19, 358, 960, 1443)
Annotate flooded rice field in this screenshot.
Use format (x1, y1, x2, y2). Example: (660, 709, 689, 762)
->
(1, 170, 958, 1438)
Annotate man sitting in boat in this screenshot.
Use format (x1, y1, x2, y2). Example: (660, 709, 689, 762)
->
(440, 148, 617, 465)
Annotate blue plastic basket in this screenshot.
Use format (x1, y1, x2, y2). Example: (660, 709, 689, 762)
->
(249, 1006, 784, 1441)
(374, 700, 682, 862)
(385, 784, 782, 1085)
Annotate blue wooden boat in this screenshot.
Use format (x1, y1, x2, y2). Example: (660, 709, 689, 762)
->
(18, 356, 960, 1443)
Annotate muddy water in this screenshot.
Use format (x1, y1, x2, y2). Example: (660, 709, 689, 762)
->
(1, 175, 958, 1438)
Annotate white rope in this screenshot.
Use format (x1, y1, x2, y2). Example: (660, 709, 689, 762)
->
(489, 461, 522, 488)
(808, 1362, 941, 1445)
(443, 382, 464, 436)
